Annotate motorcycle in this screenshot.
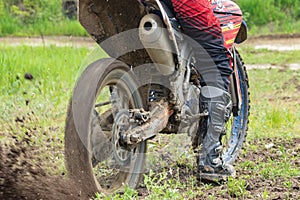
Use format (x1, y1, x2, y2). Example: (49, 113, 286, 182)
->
(64, 0, 250, 195)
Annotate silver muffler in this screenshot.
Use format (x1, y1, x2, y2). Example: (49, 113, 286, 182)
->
(139, 14, 175, 76)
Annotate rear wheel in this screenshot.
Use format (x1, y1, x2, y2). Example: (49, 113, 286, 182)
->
(65, 58, 146, 195)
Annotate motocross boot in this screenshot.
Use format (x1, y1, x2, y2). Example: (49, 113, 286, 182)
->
(197, 86, 235, 182)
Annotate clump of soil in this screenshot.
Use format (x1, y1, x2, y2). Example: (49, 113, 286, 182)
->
(0, 138, 86, 200)
(0, 109, 89, 199)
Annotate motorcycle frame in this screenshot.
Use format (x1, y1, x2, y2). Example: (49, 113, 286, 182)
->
(144, 0, 244, 120)
(122, 0, 246, 141)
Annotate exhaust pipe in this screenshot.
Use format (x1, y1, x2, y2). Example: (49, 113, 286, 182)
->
(124, 101, 170, 144)
(139, 14, 175, 76)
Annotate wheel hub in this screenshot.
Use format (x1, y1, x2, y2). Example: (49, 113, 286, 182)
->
(112, 110, 135, 166)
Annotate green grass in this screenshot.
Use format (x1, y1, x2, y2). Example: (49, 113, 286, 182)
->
(238, 47, 300, 65)
(0, 45, 87, 96)
(0, 12, 87, 36)
(0, 45, 299, 199)
(246, 68, 300, 139)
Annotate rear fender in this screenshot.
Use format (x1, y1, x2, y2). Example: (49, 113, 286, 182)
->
(212, 0, 246, 48)
(235, 20, 248, 44)
(78, 0, 150, 66)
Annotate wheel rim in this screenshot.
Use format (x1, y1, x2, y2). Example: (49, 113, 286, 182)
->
(90, 69, 143, 193)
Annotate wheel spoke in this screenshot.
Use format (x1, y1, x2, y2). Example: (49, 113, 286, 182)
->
(95, 101, 111, 108)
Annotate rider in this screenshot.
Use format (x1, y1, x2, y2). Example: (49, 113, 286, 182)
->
(161, 0, 234, 181)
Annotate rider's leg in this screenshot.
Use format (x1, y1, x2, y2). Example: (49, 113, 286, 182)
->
(169, 0, 234, 180)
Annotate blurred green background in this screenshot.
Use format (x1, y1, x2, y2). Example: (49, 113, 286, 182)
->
(0, 0, 299, 36)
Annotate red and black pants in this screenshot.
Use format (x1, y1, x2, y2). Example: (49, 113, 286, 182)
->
(163, 0, 232, 91)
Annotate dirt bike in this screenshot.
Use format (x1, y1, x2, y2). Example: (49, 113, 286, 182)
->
(65, 0, 249, 195)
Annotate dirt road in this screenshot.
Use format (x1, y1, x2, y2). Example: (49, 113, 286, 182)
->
(0, 36, 96, 48)
(246, 34, 300, 51)
(1, 35, 300, 50)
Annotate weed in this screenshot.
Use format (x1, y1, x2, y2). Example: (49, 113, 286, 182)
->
(207, 195, 216, 200)
(227, 177, 249, 199)
(143, 170, 183, 200)
(94, 186, 138, 200)
(185, 188, 200, 199)
(238, 160, 256, 171)
(283, 180, 293, 200)
(261, 188, 270, 200)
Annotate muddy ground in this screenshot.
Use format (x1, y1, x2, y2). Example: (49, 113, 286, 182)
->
(1, 35, 300, 199)
(1, 133, 299, 199)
